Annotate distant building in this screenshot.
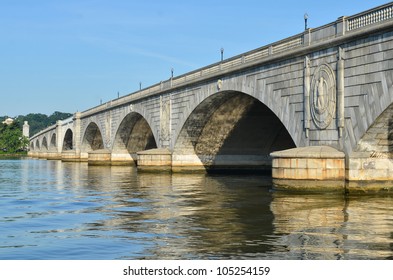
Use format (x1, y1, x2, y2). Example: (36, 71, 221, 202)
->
(2, 118, 14, 125)
(23, 121, 30, 138)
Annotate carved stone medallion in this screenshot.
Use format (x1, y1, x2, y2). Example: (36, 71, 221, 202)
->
(310, 63, 336, 129)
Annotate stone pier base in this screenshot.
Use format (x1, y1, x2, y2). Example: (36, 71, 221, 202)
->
(79, 152, 88, 162)
(172, 154, 271, 172)
(171, 154, 206, 172)
(28, 151, 37, 158)
(111, 151, 136, 166)
(37, 152, 48, 159)
(61, 151, 81, 162)
(271, 146, 345, 192)
(137, 148, 172, 172)
(46, 151, 62, 160)
(346, 151, 393, 192)
(88, 149, 111, 165)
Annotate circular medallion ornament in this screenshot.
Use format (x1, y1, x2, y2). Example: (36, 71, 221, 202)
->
(310, 64, 336, 129)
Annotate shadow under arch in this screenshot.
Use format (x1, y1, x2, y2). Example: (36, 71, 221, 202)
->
(82, 122, 104, 152)
(35, 139, 40, 151)
(173, 91, 296, 172)
(42, 136, 48, 151)
(50, 133, 56, 151)
(62, 129, 73, 151)
(112, 112, 157, 155)
(356, 101, 393, 158)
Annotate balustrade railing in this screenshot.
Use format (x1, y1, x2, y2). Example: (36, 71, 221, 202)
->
(347, 3, 393, 31)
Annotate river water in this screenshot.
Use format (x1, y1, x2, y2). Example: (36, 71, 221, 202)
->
(0, 158, 393, 260)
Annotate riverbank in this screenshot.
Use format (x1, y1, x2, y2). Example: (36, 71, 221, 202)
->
(0, 152, 27, 158)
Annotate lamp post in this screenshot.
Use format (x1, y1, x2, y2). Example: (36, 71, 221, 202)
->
(139, 82, 142, 90)
(171, 68, 174, 78)
(220, 47, 224, 61)
(304, 13, 309, 30)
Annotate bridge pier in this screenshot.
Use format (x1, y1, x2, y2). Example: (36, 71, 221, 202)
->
(27, 151, 37, 158)
(172, 154, 272, 173)
(61, 150, 81, 162)
(271, 146, 346, 192)
(79, 152, 88, 162)
(46, 151, 62, 160)
(347, 152, 393, 181)
(137, 148, 172, 172)
(111, 149, 136, 165)
(37, 151, 48, 159)
(171, 154, 206, 172)
(88, 149, 112, 166)
(345, 152, 393, 191)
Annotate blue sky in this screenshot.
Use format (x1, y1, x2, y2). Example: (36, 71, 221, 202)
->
(0, 0, 389, 117)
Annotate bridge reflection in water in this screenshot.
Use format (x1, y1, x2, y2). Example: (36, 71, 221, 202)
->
(269, 193, 393, 259)
(9, 159, 393, 259)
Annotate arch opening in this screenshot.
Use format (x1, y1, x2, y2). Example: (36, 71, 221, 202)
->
(63, 129, 73, 151)
(42, 137, 48, 151)
(35, 139, 40, 150)
(50, 134, 56, 150)
(173, 91, 295, 172)
(113, 112, 157, 154)
(356, 102, 393, 157)
(346, 101, 393, 183)
(82, 122, 104, 152)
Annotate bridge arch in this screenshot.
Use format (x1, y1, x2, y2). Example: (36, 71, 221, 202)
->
(112, 112, 157, 154)
(35, 139, 40, 151)
(343, 66, 393, 153)
(81, 122, 104, 152)
(49, 133, 56, 150)
(173, 91, 296, 171)
(355, 101, 393, 156)
(41, 137, 48, 151)
(63, 129, 73, 151)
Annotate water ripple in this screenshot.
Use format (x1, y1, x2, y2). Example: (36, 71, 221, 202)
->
(1, 159, 393, 259)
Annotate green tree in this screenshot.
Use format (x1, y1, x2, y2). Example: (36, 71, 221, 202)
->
(15, 111, 73, 136)
(0, 121, 29, 153)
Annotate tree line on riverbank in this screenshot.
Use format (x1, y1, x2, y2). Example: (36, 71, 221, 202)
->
(0, 112, 72, 154)
(0, 121, 29, 154)
(1, 111, 72, 137)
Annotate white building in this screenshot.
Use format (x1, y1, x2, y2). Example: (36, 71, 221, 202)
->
(2, 118, 14, 125)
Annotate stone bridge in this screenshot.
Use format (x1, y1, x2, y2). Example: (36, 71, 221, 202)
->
(29, 3, 393, 191)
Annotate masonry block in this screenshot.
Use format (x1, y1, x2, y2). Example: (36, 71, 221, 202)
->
(137, 149, 172, 172)
(270, 146, 345, 191)
(88, 149, 112, 166)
